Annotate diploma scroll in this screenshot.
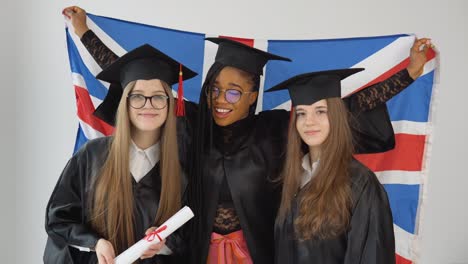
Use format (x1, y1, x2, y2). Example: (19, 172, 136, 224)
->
(114, 206, 194, 264)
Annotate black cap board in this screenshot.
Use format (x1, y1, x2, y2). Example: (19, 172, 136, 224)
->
(96, 44, 197, 88)
(266, 68, 364, 106)
(206, 37, 291, 76)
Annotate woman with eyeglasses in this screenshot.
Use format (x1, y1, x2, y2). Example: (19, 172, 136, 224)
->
(44, 44, 197, 264)
(62, 6, 430, 264)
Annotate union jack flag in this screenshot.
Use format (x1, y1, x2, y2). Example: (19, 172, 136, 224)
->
(64, 13, 438, 264)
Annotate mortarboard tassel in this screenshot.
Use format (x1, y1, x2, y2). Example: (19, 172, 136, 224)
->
(176, 64, 185, 117)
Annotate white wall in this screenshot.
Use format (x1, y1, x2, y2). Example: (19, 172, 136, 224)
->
(1, 2, 17, 263)
(12, 0, 467, 263)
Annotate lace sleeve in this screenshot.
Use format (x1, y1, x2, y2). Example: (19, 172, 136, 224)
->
(347, 69, 415, 113)
(80, 30, 119, 69)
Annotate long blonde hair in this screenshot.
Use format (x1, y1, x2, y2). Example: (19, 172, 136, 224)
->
(89, 81, 182, 253)
(277, 98, 353, 240)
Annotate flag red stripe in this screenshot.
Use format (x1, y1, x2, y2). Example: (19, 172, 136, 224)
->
(355, 134, 426, 172)
(426, 47, 436, 61)
(396, 253, 413, 264)
(75, 86, 114, 136)
(219, 35, 255, 47)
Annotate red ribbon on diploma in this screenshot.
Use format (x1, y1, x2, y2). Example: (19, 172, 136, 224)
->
(145, 225, 167, 242)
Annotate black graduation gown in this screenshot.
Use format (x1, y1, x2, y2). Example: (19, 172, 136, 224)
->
(274, 159, 396, 264)
(198, 111, 289, 264)
(44, 137, 179, 264)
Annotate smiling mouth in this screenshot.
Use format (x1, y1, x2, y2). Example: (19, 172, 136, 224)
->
(214, 107, 232, 118)
(305, 130, 320, 135)
(138, 113, 158, 118)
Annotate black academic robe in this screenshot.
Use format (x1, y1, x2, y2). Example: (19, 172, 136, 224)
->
(44, 137, 180, 264)
(274, 158, 396, 264)
(198, 111, 288, 264)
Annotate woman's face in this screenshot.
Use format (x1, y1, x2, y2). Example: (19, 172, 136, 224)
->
(295, 99, 330, 151)
(207, 66, 258, 127)
(127, 79, 168, 133)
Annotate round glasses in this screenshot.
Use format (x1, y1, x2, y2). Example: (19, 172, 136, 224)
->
(127, 94, 169, 109)
(206, 87, 254, 104)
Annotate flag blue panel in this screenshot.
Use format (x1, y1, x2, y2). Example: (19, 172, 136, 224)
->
(387, 71, 435, 122)
(383, 184, 420, 234)
(73, 125, 89, 154)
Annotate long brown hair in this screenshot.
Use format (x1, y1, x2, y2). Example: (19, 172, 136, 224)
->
(89, 81, 182, 253)
(277, 98, 354, 240)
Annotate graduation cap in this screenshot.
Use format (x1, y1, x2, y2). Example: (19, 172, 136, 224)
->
(94, 44, 198, 125)
(266, 68, 365, 106)
(206, 37, 291, 76)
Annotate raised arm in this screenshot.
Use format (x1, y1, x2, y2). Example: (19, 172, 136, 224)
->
(63, 6, 119, 68)
(346, 38, 432, 113)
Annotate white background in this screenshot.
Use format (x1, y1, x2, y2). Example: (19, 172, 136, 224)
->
(2, 0, 467, 263)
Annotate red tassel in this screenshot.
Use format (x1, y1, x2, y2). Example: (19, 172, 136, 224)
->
(176, 64, 185, 117)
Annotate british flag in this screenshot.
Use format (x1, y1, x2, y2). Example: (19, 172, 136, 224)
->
(65, 13, 438, 264)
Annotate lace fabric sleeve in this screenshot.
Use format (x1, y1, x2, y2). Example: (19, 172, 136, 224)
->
(80, 30, 119, 69)
(347, 69, 414, 113)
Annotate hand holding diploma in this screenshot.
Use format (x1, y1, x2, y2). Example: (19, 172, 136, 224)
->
(114, 206, 194, 264)
(140, 228, 166, 260)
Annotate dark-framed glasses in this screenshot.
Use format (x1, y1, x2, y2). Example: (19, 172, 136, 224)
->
(206, 86, 254, 104)
(127, 94, 169, 109)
